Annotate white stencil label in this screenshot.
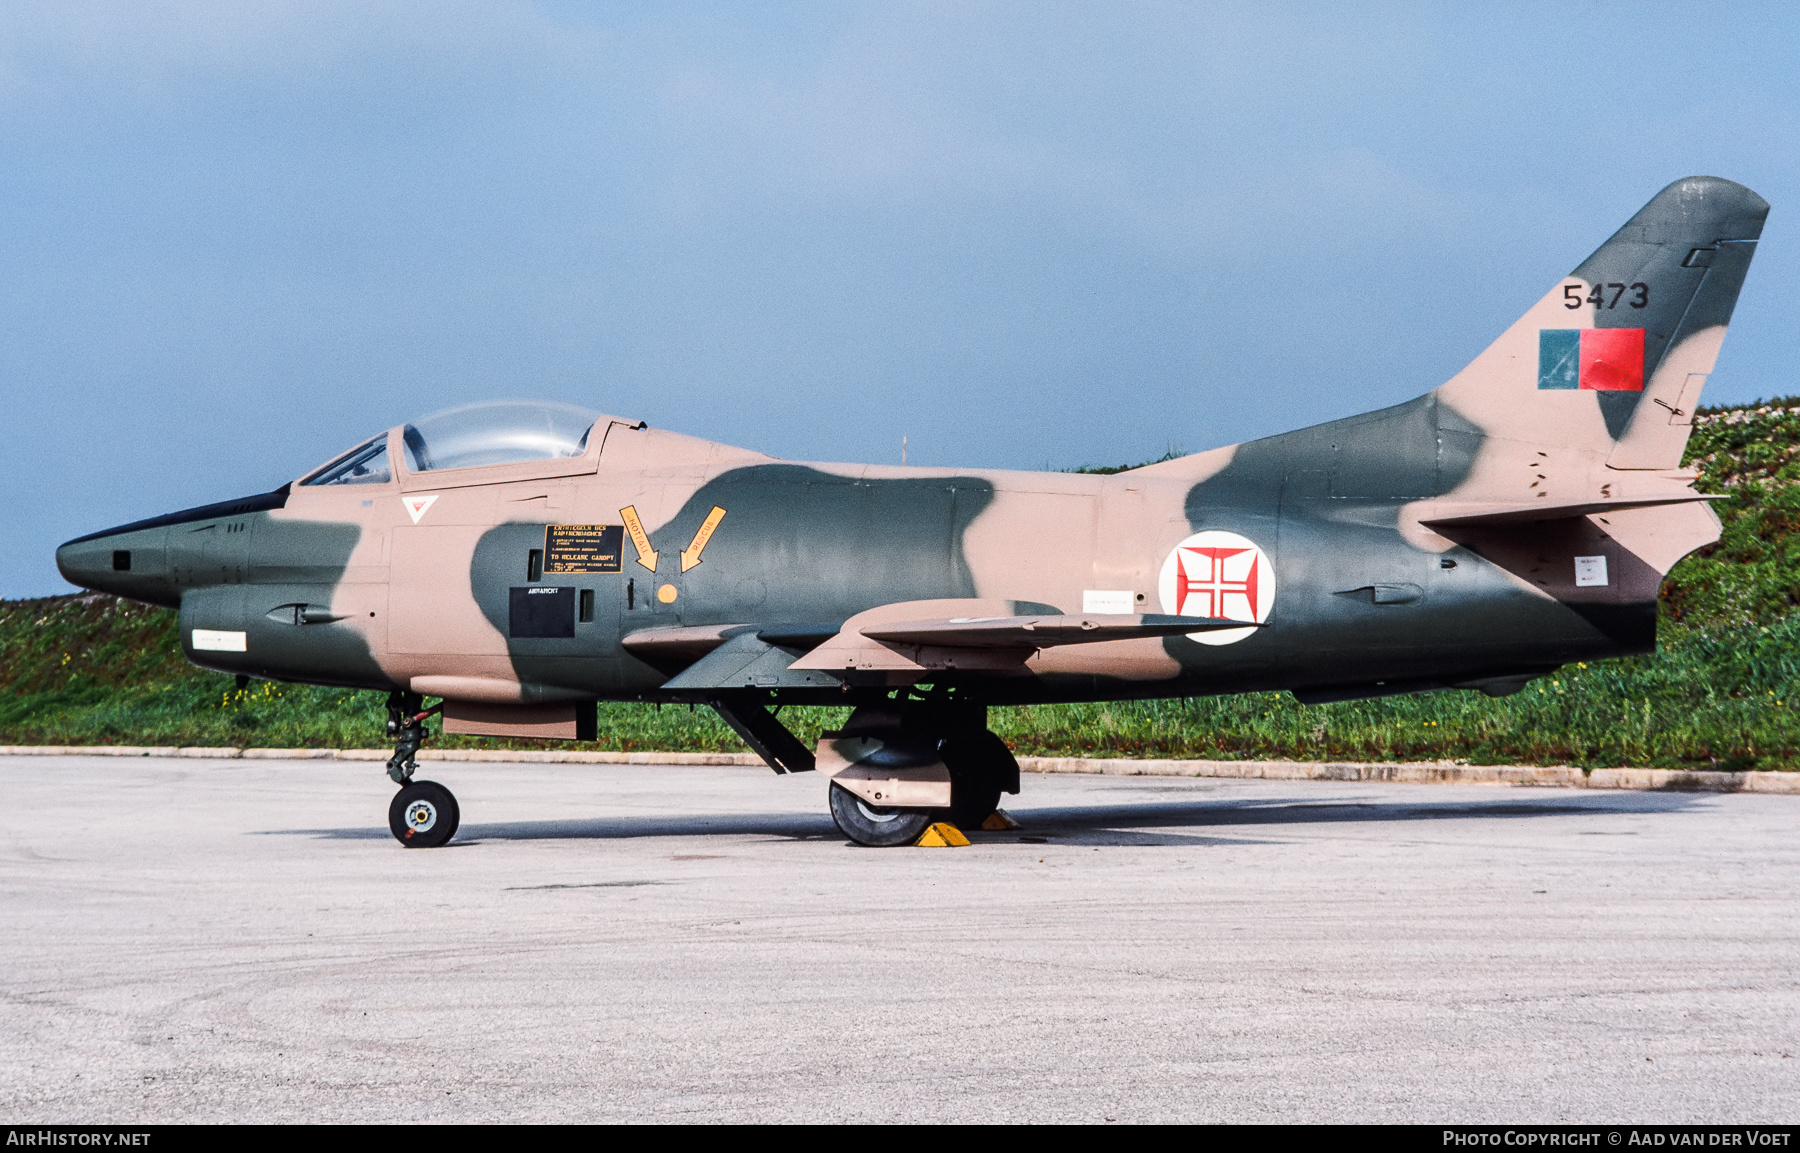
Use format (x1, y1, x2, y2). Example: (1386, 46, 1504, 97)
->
(1574, 556, 1609, 587)
(1082, 589, 1136, 614)
(192, 629, 247, 652)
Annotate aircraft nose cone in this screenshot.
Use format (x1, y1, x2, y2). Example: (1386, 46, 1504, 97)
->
(54, 484, 288, 609)
(57, 534, 129, 593)
(56, 524, 177, 607)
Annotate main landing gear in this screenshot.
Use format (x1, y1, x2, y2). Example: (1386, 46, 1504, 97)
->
(384, 690, 457, 848)
(819, 703, 1019, 848)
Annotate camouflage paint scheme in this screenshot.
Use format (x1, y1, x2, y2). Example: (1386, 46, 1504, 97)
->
(58, 176, 1769, 740)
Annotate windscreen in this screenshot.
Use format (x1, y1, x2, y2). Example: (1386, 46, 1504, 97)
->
(400, 400, 601, 472)
(300, 437, 391, 486)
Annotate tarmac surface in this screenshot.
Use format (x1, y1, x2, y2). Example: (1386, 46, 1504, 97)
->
(3, 754, 1798, 1124)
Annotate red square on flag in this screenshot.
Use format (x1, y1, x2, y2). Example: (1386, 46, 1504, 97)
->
(1579, 328, 1645, 391)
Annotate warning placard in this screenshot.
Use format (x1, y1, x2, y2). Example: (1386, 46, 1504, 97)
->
(544, 524, 625, 574)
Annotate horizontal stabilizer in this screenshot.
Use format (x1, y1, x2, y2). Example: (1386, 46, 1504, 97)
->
(861, 613, 1252, 649)
(1421, 493, 1721, 528)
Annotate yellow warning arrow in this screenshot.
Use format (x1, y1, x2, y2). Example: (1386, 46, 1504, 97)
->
(680, 506, 727, 573)
(618, 505, 658, 572)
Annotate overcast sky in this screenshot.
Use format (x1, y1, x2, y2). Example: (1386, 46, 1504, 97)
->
(2, 2, 1796, 597)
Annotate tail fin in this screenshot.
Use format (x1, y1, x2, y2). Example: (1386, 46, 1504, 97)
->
(1436, 176, 1768, 470)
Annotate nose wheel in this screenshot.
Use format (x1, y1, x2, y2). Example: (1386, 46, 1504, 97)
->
(380, 690, 457, 847)
(389, 780, 460, 848)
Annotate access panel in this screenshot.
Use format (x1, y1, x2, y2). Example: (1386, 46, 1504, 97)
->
(509, 586, 576, 638)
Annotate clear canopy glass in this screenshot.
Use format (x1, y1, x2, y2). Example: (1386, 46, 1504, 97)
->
(301, 436, 390, 486)
(400, 400, 602, 472)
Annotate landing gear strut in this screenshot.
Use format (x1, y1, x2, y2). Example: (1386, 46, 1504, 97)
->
(385, 691, 435, 784)
(939, 729, 1014, 830)
(384, 690, 456, 848)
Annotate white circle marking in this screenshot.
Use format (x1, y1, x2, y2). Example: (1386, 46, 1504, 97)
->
(1157, 530, 1275, 646)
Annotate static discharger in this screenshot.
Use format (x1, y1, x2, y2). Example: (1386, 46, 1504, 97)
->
(915, 823, 970, 847)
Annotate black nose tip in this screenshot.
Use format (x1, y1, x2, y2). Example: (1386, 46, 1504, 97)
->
(57, 527, 177, 608)
(54, 484, 289, 607)
(57, 535, 125, 593)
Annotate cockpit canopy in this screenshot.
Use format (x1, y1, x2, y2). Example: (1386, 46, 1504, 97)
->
(302, 400, 603, 486)
(401, 400, 601, 471)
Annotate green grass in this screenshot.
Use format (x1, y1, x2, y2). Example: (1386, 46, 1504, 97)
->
(7, 400, 1800, 767)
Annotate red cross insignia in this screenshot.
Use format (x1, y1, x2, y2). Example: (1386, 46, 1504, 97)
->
(1173, 545, 1260, 620)
(1157, 530, 1274, 646)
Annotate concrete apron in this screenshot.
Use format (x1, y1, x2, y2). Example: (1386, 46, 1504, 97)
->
(2, 745, 1796, 794)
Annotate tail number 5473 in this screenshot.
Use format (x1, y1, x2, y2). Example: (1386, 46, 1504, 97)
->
(1565, 282, 1648, 309)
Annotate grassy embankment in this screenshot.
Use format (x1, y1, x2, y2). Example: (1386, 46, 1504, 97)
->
(4, 402, 1799, 768)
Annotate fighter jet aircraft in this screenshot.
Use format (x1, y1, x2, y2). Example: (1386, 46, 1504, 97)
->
(56, 176, 1768, 847)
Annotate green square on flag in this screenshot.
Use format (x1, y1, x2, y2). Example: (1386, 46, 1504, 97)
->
(1538, 330, 1580, 389)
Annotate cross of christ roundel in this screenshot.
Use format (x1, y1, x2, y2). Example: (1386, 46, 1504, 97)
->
(1157, 530, 1274, 646)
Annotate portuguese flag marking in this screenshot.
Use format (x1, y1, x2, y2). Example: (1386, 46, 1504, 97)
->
(1538, 328, 1645, 391)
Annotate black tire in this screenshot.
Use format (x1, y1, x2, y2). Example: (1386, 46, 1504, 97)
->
(389, 780, 460, 848)
(939, 730, 1014, 829)
(828, 782, 935, 847)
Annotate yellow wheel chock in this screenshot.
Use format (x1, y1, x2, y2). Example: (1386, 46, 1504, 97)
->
(915, 822, 970, 847)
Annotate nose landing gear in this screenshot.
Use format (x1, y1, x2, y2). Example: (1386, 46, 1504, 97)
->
(385, 690, 440, 785)
(384, 691, 456, 848)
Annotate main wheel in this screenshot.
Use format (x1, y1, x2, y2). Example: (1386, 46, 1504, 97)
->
(389, 780, 460, 848)
(939, 730, 1015, 829)
(828, 782, 935, 847)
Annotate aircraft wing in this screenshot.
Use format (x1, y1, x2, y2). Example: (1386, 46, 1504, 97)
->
(623, 608, 1251, 686)
(789, 604, 1255, 675)
(860, 613, 1251, 648)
